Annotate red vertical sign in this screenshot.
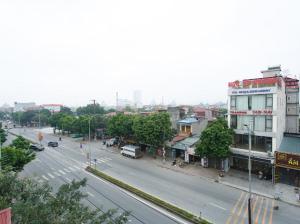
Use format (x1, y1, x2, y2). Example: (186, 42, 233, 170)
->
(0, 208, 11, 224)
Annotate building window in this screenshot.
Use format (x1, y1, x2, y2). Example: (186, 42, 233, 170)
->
(265, 116, 272, 132)
(252, 95, 266, 110)
(231, 96, 237, 109)
(266, 94, 273, 109)
(254, 116, 265, 131)
(231, 115, 237, 129)
(237, 116, 252, 130)
(236, 96, 248, 110)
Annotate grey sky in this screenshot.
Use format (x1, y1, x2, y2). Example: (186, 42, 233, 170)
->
(1, 0, 300, 107)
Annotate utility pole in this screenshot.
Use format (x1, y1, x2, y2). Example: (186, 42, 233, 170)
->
(88, 117, 91, 167)
(244, 123, 252, 224)
(91, 99, 96, 140)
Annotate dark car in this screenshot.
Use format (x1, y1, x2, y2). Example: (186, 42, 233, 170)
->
(29, 144, 45, 151)
(48, 141, 58, 147)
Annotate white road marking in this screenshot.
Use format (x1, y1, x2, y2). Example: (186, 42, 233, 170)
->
(87, 191, 95, 197)
(209, 202, 227, 211)
(64, 168, 71, 172)
(68, 167, 76, 171)
(47, 173, 55, 179)
(65, 177, 72, 182)
(73, 165, 81, 170)
(42, 175, 49, 181)
(59, 170, 66, 175)
(54, 172, 61, 176)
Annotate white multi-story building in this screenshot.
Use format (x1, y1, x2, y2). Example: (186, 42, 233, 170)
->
(227, 66, 299, 179)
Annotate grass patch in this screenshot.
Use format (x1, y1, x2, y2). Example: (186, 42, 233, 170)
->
(86, 166, 211, 224)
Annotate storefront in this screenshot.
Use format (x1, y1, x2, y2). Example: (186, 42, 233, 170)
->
(275, 152, 300, 187)
(231, 154, 273, 180)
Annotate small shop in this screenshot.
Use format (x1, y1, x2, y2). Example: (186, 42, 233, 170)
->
(230, 154, 273, 180)
(276, 136, 300, 187)
(275, 152, 300, 187)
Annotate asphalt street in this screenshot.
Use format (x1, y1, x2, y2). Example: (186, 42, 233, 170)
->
(7, 129, 188, 224)
(9, 127, 300, 224)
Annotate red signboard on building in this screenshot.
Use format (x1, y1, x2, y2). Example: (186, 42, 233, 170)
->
(228, 77, 281, 88)
(0, 208, 11, 224)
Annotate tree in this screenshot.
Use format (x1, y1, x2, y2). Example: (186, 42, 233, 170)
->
(196, 118, 234, 159)
(0, 146, 35, 171)
(60, 106, 73, 115)
(0, 136, 36, 171)
(133, 112, 173, 149)
(76, 104, 105, 116)
(107, 114, 135, 141)
(11, 136, 31, 150)
(0, 172, 129, 224)
(0, 128, 7, 145)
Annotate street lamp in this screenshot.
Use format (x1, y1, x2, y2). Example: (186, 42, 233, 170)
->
(244, 123, 252, 224)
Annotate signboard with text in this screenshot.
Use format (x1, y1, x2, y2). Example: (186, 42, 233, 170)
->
(230, 110, 273, 116)
(275, 151, 300, 170)
(228, 87, 277, 96)
(0, 208, 11, 224)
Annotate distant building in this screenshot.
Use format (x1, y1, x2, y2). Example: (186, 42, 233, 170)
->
(0, 103, 13, 113)
(42, 104, 63, 113)
(14, 102, 36, 112)
(133, 90, 143, 109)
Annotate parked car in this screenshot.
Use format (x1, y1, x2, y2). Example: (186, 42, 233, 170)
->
(106, 138, 117, 147)
(29, 144, 45, 151)
(48, 141, 58, 147)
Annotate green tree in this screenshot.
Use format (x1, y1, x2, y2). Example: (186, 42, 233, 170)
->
(133, 112, 173, 148)
(196, 118, 234, 159)
(0, 146, 35, 171)
(60, 106, 73, 115)
(0, 172, 129, 224)
(107, 114, 135, 141)
(11, 136, 31, 150)
(76, 104, 105, 116)
(0, 128, 7, 145)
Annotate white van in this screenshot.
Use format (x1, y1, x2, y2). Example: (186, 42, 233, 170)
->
(121, 145, 142, 159)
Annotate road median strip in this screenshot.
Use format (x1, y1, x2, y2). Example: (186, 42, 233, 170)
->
(86, 166, 211, 224)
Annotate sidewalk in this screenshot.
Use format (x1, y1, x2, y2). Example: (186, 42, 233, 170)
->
(150, 157, 300, 207)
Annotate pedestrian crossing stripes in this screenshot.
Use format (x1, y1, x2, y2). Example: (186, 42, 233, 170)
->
(42, 175, 49, 181)
(226, 192, 275, 224)
(59, 170, 66, 175)
(47, 173, 55, 179)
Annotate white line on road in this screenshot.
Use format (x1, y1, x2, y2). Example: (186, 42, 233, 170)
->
(209, 202, 227, 211)
(59, 170, 66, 175)
(54, 172, 61, 176)
(73, 165, 81, 170)
(42, 175, 49, 181)
(68, 167, 76, 171)
(65, 177, 71, 182)
(87, 191, 95, 197)
(47, 173, 55, 179)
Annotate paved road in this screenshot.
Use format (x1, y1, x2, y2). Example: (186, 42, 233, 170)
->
(7, 129, 188, 224)
(11, 127, 300, 224)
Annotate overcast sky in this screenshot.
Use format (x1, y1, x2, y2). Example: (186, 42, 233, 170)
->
(1, 0, 300, 107)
